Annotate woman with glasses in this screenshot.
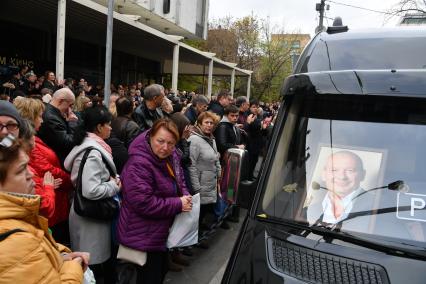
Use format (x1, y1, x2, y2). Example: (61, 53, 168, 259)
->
(188, 111, 221, 235)
(0, 136, 89, 283)
(116, 118, 192, 283)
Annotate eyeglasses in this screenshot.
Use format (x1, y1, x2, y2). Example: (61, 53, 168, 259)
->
(0, 123, 19, 132)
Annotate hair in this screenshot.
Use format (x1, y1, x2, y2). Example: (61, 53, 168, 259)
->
(196, 111, 220, 126)
(74, 95, 91, 113)
(235, 96, 248, 107)
(19, 119, 36, 153)
(73, 106, 112, 145)
(116, 96, 134, 117)
(325, 151, 365, 172)
(217, 90, 230, 101)
(40, 88, 53, 96)
(14, 98, 45, 124)
(150, 118, 180, 142)
(249, 98, 259, 107)
(170, 112, 190, 138)
(0, 138, 23, 184)
(74, 86, 85, 97)
(144, 84, 164, 101)
(224, 104, 239, 115)
(44, 70, 55, 80)
(192, 95, 209, 106)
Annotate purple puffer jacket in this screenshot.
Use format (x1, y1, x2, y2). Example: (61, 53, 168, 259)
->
(116, 130, 189, 252)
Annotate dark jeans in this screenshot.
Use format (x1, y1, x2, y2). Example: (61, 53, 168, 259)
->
(116, 251, 168, 284)
(90, 257, 116, 284)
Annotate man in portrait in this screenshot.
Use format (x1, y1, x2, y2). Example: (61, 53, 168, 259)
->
(306, 150, 373, 225)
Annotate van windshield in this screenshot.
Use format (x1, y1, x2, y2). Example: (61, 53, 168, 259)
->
(260, 93, 426, 250)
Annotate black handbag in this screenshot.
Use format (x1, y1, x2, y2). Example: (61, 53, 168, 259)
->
(73, 147, 119, 220)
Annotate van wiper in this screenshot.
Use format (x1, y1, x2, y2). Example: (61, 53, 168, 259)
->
(257, 215, 426, 260)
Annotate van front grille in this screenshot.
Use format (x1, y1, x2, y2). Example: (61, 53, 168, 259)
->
(267, 237, 390, 284)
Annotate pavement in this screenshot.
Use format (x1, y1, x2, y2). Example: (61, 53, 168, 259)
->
(164, 213, 244, 284)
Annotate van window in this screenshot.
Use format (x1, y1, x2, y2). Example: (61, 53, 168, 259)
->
(260, 93, 426, 249)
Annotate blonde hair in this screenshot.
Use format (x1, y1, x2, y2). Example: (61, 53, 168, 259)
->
(14, 98, 45, 124)
(196, 111, 220, 127)
(74, 95, 91, 113)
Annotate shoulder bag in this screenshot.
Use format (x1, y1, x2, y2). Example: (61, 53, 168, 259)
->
(73, 147, 119, 220)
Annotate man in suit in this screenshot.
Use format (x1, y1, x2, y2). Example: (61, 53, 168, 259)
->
(307, 151, 370, 225)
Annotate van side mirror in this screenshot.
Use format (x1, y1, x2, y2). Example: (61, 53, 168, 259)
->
(221, 148, 256, 209)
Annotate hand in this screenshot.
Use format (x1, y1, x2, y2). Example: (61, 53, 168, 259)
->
(236, 123, 244, 129)
(68, 252, 90, 272)
(237, 144, 245, 150)
(180, 195, 192, 212)
(246, 114, 256, 124)
(43, 172, 55, 187)
(54, 178, 63, 189)
(67, 111, 78, 122)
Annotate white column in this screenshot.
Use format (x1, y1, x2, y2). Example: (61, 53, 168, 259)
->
(56, 0, 66, 82)
(246, 74, 251, 100)
(230, 68, 235, 98)
(207, 59, 213, 99)
(171, 44, 179, 92)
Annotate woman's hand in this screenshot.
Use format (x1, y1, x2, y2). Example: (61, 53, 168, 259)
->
(180, 195, 192, 212)
(54, 178, 63, 189)
(68, 252, 90, 272)
(43, 171, 55, 187)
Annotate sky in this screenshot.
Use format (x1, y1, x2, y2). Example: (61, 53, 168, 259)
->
(209, 0, 402, 36)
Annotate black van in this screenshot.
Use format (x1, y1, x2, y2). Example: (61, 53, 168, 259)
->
(222, 24, 426, 283)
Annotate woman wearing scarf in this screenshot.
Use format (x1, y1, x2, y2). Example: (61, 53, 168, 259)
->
(188, 111, 221, 233)
(64, 106, 121, 283)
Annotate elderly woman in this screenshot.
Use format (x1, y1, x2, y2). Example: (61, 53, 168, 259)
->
(117, 118, 192, 283)
(64, 106, 121, 283)
(188, 111, 221, 232)
(0, 136, 88, 283)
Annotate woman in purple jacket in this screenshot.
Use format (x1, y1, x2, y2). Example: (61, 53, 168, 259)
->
(116, 118, 192, 283)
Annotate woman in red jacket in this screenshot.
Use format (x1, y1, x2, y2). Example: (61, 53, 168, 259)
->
(14, 98, 73, 244)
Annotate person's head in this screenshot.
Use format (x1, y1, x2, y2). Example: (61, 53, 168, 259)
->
(249, 99, 259, 115)
(83, 106, 113, 140)
(44, 70, 55, 82)
(217, 90, 230, 108)
(19, 119, 36, 154)
(161, 97, 173, 114)
(137, 82, 143, 90)
(74, 86, 85, 98)
(19, 65, 29, 77)
(144, 84, 165, 108)
(224, 105, 239, 124)
(170, 112, 191, 140)
(14, 98, 45, 132)
(0, 101, 22, 139)
(149, 118, 179, 159)
(109, 93, 120, 117)
(51, 88, 75, 116)
(74, 95, 92, 113)
(25, 71, 37, 83)
(321, 151, 366, 198)
(197, 111, 220, 135)
(0, 137, 34, 195)
(116, 96, 134, 117)
(236, 96, 249, 112)
(192, 95, 209, 114)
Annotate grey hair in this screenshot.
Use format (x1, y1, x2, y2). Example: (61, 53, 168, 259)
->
(235, 96, 248, 107)
(144, 84, 165, 101)
(52, 87, 75, 100)
(192, 95, 209, 106)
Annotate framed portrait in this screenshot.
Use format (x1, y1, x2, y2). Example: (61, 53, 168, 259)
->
(304, 144, 387, 208)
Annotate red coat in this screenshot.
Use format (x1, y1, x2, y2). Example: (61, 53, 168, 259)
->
(29, 136, 73, 226)
(28, 164, 55, 220)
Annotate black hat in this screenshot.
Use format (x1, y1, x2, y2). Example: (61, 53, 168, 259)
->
(0, 101, 22, 125)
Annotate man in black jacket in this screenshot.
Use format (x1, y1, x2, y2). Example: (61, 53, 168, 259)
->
(208, 90, 230, 119)
(214, 104, 245, 157)
(38, 87, 78, 163)
(132, 83, 165, 132)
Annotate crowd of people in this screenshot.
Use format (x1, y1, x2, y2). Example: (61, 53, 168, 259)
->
(0, 67, 280, 284)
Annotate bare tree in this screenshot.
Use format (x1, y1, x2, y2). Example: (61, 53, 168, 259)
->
(387, 0, 426, 17)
